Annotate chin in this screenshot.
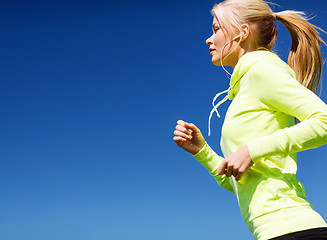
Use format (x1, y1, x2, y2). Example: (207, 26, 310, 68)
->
(212, 58, 222, 66)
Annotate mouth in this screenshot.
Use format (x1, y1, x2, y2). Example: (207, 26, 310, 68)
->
(209, 48, 215, 55)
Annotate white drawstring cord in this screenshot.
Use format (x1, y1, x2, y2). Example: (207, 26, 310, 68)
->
(208, 87, 231, 136)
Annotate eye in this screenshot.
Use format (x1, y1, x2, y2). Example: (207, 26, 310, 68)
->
(213, 27, 220, 33)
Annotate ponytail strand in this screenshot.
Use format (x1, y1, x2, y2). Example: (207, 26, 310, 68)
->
(276, 11, 326, 93)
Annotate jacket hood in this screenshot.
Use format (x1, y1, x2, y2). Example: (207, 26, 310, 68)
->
(228, 50, 281, 99)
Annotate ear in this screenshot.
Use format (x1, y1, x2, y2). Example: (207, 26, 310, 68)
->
(240, 24, 250, 42)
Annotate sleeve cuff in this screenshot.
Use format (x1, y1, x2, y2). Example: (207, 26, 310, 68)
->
(192, 142, 211, 163)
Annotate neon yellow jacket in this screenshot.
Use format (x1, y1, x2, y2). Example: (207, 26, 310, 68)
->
(194, 51, 327, 240)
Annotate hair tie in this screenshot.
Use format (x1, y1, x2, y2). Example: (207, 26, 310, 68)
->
(272, 13, 277, 21)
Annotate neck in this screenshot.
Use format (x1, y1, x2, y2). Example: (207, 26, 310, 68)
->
(230, 48, 251, 69)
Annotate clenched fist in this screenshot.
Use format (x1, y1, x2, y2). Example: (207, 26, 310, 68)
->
(173, 120, 205, 155)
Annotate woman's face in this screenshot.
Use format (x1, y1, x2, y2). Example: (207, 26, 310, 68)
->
(206, 17, 239, 68)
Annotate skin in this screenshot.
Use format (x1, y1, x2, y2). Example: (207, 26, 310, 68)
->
(206, 17, 250, 68)
(173, 17, 254, 181)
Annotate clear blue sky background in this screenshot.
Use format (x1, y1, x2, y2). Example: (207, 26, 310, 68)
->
(1, 0, 327, 239)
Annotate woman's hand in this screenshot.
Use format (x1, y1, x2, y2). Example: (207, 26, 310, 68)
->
(173, 120, 205, 155)
(217, 145, 253, 181)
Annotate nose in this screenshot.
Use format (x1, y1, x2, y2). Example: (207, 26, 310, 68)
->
(206, 35, 213, 46)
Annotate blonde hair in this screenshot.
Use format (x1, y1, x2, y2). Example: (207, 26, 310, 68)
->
(212, 0, 326, 93)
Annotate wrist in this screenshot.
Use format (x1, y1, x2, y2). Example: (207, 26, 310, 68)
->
(192, 142, 207, 156)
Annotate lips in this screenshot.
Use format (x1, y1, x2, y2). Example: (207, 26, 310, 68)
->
(209, 48, 215, 55)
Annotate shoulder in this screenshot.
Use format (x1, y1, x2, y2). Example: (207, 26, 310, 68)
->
(245, 53, 297, 88)
(240, 53, 302, 105)
(248, 53, 294, 78)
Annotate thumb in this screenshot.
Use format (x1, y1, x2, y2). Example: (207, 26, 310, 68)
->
(184, 122, 200, 133)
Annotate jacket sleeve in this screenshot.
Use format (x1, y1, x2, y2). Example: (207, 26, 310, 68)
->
(246, 61, 327, 162)
(193, 142, 235, 193)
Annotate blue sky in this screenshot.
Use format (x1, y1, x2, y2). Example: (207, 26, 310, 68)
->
(1, 0, 327, 239)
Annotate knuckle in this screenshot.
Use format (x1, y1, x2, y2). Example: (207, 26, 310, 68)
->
(227, 163, 234, 169)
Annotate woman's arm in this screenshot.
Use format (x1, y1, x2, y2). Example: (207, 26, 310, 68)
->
(246, 61, 327, 162)
(217, 60, 327, 181)
(174, 120, 235, 193)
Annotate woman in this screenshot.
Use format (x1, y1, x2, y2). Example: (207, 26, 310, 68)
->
(173, 0, 327, 239)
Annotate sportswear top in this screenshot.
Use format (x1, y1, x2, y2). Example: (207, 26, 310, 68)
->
(193, 50, 327, 240)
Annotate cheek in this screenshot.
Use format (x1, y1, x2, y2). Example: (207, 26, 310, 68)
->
(213, 34, 223, 47)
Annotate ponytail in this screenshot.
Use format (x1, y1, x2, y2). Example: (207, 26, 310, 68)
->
(276, 11, 326, 93)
